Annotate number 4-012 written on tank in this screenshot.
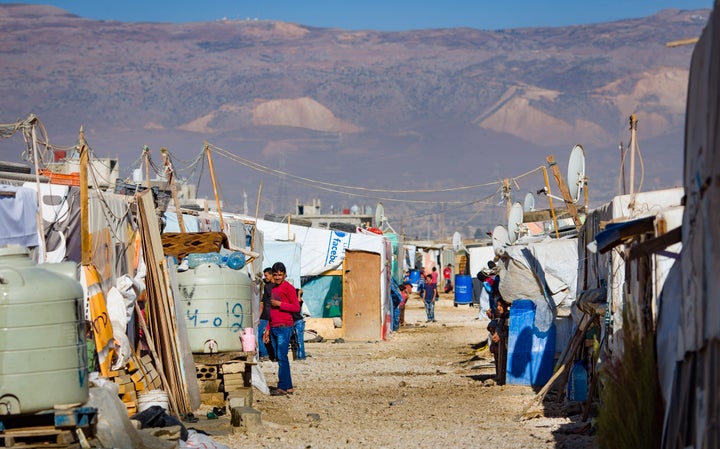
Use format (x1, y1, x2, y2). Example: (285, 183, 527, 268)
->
(185, 301, 246, 332)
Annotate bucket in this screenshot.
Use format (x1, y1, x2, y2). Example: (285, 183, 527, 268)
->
(241, 329, 256, 352)
(138, 390, 169, 412)
(454, 275, 473, 304)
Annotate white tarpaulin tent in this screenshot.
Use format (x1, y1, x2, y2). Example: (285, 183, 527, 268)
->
(497, 236, 579, 333)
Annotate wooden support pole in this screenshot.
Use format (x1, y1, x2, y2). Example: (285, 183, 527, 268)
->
(503, 178, 512, 215)
(79, 127, 91, 267)
(204, 143, 224, 231)
(161, 147, 186, 233)
(143, 145, 151, 191)
(541, 166, 560, 238)
(628, 114, 638, 196)
(547, 155, 583, 230)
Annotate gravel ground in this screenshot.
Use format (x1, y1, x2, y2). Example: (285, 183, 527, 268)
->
(211, 292, 598, 449)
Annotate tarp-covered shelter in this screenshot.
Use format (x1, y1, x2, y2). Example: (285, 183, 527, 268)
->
(576, 187, 683, 353)
(658, 4, 720, 446)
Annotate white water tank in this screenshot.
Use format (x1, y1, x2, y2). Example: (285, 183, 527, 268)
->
(0, 246, 87, 414)
(177, 263, 253, 353)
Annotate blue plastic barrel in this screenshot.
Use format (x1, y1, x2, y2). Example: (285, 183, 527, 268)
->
(506, 300, 556, 387)
(409, 269, 421, 292)
(454, 275, 473, 304)
(409, 270, 420, 284)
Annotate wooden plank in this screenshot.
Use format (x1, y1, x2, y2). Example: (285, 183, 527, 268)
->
(628, 226, 682, 260)
(547, 155, 583, 230)
(130, 371, 144, 383)
(193, 352, 251, 366)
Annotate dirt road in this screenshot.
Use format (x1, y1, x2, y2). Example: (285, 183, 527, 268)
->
(213, 292, 597, 448)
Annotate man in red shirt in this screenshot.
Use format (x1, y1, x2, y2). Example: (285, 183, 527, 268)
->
(265, 262, 300, 395)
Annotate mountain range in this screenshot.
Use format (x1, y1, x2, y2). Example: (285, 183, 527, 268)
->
(0, 4, 709, 239)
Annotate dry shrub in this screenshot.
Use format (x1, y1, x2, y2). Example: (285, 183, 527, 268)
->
(597, 307, 663, 449)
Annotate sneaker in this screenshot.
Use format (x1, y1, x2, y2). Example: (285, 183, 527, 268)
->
(432, 319, 437, 322)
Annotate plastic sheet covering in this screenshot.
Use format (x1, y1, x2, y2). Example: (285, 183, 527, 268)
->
(87, 386, 175, 449)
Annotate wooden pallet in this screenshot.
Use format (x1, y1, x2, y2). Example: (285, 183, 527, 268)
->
(0, 426, 75, 448)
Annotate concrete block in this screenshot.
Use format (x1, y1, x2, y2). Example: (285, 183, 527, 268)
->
(304, 317, 344, 340)
(226, 388, 252, 407)
(230, 406, 262, 433)
(199, 392, 225, 407)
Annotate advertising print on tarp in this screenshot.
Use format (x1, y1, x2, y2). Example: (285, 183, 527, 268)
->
(324, 230, 351, 269)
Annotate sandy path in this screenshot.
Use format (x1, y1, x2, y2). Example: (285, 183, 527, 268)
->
(212, 293, 597, 449)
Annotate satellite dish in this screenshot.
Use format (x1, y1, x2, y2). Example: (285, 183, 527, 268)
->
(508, 202, 524, 244)
(452, 231, 463, 252)
(567, 144, 586, 203)
(374, 202, 385, 228)
(492, 225, 510, 257)
(523, 192, 536, 212)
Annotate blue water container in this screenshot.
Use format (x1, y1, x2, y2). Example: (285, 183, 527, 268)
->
(567, 361, 588, 401)
(454, 275, 473, 304)
(409, 270, 420, 284)
(409, 269, 421, 292)
(506, 300, 556, 387)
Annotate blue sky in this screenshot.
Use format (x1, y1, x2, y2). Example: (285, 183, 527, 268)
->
(1, 0, 713, 30)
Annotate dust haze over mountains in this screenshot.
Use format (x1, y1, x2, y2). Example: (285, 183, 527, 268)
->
(0, 5, 708, 239)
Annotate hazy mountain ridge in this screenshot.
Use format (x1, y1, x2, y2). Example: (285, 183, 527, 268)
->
(0, 4, 709, 237)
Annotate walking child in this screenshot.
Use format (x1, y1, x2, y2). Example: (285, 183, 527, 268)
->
(423, 274, 437, 322)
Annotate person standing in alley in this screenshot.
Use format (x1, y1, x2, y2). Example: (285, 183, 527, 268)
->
(423, 274, 437, 322)
(264, 262, 300, 395)
(257, 267, 274, 361)
(292, 288, 307, 361)
(443, 264, 453, 293)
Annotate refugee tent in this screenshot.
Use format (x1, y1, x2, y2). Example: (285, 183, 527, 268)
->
(577, 187, 683, 353)
(468, 243, 495, 280)
(262, 240, 302, 288)
(657, 7, 720, 445)
(254, 217, 392, 340)
(495, 235, 579, 361)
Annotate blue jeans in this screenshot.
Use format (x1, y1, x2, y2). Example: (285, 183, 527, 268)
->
(293, 319, 306, 360)
(270, 326, 294, 390)
(424, 301, 435, 321)
(257, 319, 269, 358)
(392, 305, 400, 331)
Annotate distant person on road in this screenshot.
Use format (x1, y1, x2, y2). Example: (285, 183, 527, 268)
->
(423, 274, 437, 322)
(399, 282, 412, 327)
(264, 262, 301, 395)
(431, 266, 439, 286)
(443, 264, 453, 293)
(291, 288, 307, 361)
(487, 297, 511, 385)
(258, 267, 275, 362)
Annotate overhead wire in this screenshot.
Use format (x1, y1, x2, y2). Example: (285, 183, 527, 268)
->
(206, 142, 543, 206)
(207, 142, 517, 194)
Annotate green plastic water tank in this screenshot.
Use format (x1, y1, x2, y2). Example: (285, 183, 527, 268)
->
(0, 246, 87, 415)
(177, 263, 253, 353)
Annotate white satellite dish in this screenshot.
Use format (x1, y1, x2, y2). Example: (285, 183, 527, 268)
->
(452, 231, 463, 252)
(508, 202, 524, 244)
(492, 225, 510, 257)
(567, 144, 586, 203)
(374, 202, 385, 228)
(523, 192, 536, 212)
